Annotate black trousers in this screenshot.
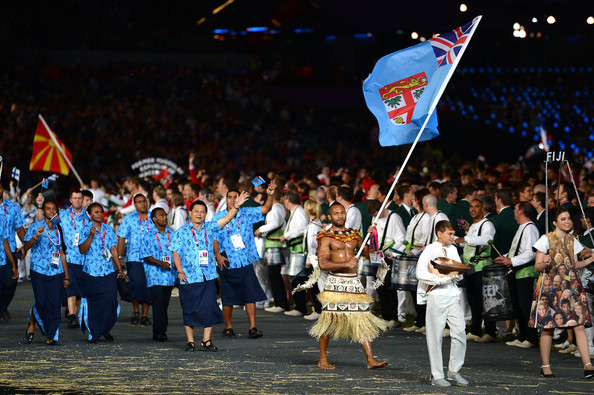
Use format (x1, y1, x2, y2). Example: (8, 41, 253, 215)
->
(413, 291, 426, 327)
(291, 275, 308, 314)
(150, 286, 172, 337)
(508, 275, 538, 344)
(466, 271, 497, 337)
(0, 252, 18, 311)
(267, 264, 289, 310)
(377, 266, 398, 321)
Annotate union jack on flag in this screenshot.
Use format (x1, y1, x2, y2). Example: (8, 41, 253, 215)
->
(429, 17, 479, 68)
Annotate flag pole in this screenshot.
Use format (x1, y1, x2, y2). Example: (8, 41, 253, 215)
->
(38, 114, 84, 187)
(356, 16, 482, 258)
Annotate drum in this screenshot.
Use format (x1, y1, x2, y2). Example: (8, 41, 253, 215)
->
(357, 258, 375, 277)
(286, 253, 306, 277)
(264, 247, 284, 266)
(482, 264, 514, 320)
(390, 256, 418, 291)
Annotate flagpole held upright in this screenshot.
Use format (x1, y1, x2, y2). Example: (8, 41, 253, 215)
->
(38, 114, 84, 187)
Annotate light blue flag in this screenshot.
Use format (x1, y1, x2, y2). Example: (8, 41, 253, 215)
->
(363, 41, 439, 147)
(363, 17, 480, 147)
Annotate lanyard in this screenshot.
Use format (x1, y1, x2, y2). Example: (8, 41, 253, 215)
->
(190, 225, 208, 249)
(95, 226, 106, 249)
(370, 227, 379, 249)
(2, 203, 6, 217)
(70, 208, 86, 230)
(138, 212, 149, 232)
(155, 231, 171, 253)
(226, 216, 241, 235)
(44, 226, 60, 248)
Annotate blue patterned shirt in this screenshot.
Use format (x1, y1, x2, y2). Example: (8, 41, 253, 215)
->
(59, 207, 89, 265)
(24, 219, 64, 276)
(141, 228, 176, 287)
(80, 223, 118, 277)
(0, 216, 9, 267)
(212, 206, 264, 269)
(117, 210, 155, 262)
(0, 199, 25, 252)
(169, 221, 221, 284)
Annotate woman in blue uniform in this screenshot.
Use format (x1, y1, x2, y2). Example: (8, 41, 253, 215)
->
(23, 200, 70, 345)
(78, 203, 125, 343)
(170, 192, 248, 352)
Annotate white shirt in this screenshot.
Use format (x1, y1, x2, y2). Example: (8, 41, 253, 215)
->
(461, 217, 495, 262)
(416, 241, 462, 304)
(258, 203, 285, 235)
(506, 221, 539, 267)
(406, 212, 431, 256)
(345, 204, 362, 234)
(215, 198, 227, 214)
(424, 211, 449, 245)
(90, 187, 109, 208)
(283, 205, 307, 240)
(305, 219, 322, 265)
(375, 212, 406, 253)
(205, 202, 215, 222)
(533, 234, 584, 255)
(171, 206, 189, 231)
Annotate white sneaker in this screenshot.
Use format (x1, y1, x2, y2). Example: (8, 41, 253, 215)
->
(284, 309, 304, 317)
(559, 344, 578, 354)
(304, 312, 320, 321)
(415, 326, 426, 334)
(516, 340, 536, 349)
(442, 329, 450, 338)
(506, 339, 522, 347)
(264, 306, 285, 313)
(403, 325, 420, 332)
(553, 340, 569, 349)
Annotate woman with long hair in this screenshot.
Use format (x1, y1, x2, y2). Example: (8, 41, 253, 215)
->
(532, 206, 594, 378)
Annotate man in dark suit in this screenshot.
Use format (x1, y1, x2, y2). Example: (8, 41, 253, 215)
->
(394, 185, 417, 229)
(490, 189, 519, 258)
(531, 192, 547, 236)
(437, 183, 457, 223)
(453, 185, 476, 236)
(554, 181, 576, 208)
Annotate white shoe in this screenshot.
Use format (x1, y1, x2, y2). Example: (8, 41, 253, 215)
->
(264, 306, 285, 313)
(403, 325, 420, 332)
(475, 334, 496, 343)
(466, 333, 481, 341)
(255, 301, 266, 309)
(442, 329, 450, 338)
(559, 344, 578, 354)
(506, 339, 522, 347)
(553, 340, 569, 349)
(284, 309, 304, 317)
(446, 372, 469, 386)
(516, 340, 536, 349)
(415, 326, 426, 334)
(304, 312, 320, 321)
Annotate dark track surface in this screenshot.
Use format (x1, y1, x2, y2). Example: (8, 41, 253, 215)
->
(0, 282, 592, 394)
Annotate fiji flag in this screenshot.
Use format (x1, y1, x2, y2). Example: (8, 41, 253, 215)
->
(363, 16, 481, 146)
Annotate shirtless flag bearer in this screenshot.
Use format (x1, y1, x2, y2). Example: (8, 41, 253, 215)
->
(310, 203, 389, 369)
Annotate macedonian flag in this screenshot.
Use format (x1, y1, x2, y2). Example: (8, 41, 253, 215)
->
(29, 114, 73, 175)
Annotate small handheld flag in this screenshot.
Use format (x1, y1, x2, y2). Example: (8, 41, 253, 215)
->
(42, 178, 49, 189)
(251, 176, 266, 188)
(11, 167, 20, 181)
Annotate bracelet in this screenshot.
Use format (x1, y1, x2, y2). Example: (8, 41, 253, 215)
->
(64, 278, 70, 281)
(233, 206, 240, 210)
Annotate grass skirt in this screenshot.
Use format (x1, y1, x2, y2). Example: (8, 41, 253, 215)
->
(309, 273, 388, 343)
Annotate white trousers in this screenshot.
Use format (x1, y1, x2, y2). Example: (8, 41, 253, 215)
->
(397, 290, 415, 320)
(425, 293, 467, 380)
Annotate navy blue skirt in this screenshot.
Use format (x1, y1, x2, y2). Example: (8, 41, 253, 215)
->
(123, 261, 152, 304)
(178, 279, 223, 328)
(31, 270, 64, 341)
(219, 265, 267, 306)
(80, 272, 119, 341)
(66, 263, 84, 298)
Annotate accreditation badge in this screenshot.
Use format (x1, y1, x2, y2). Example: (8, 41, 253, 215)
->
(50, 252, 60, 269)
(102, 248, 112, 261)
(230, 234, 245, 250)
(162, 256, 171, 265)
(199, 250, 209, 267)
(370, 251, 384, 266)
(73, 233, 80, 247)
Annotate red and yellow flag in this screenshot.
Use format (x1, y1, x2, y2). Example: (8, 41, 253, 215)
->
(29, 116, 73, 175)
